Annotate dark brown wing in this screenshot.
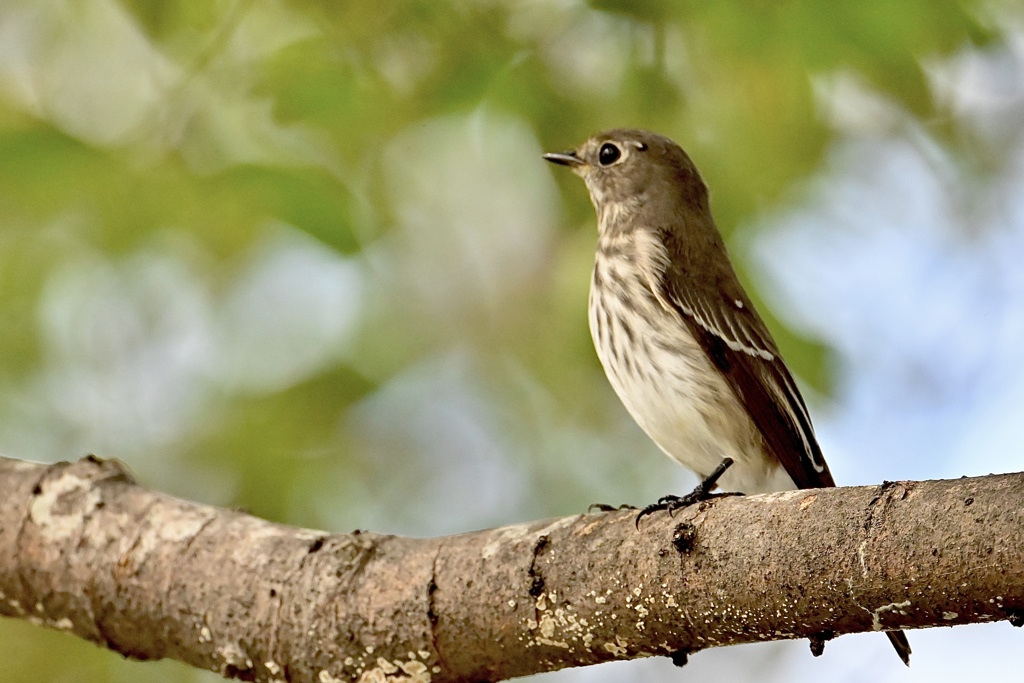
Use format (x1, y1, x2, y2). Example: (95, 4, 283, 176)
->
(652, 232, 834, 490)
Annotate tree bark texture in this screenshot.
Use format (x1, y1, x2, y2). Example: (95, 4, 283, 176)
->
(1, 454, 1022, 682)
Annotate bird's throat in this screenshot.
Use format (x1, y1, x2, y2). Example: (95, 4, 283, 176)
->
(596, 198, 641, 234)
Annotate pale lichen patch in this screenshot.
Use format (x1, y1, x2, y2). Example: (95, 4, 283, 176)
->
(857, 540, 869, 577)
(871, 601, 911, 631)
(217, 642, 253, 672)
(159, 511, 215, 544)
(603, 637, 628, 656)
(399, 660, 429, 676)
(30, 470, 101, 542)
(350, 658, 433, 682)
(535, 636, 570, 649)
(9, 460, 40, 472)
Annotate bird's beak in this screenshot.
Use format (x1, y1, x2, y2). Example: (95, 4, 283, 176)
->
(542, 151, 584, 167)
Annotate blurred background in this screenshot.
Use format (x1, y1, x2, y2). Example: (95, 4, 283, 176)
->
(1, 0, 1022, 681)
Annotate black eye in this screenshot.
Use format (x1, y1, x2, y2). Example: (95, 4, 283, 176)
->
(598, 143, 621, 166)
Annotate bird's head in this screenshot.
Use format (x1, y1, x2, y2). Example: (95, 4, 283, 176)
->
(543, 129, 709, 224)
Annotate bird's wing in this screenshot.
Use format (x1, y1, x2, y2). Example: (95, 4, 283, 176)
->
(648, 236, 834, 490)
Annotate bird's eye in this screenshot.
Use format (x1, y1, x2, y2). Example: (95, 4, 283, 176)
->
(598, 143, 621, 166)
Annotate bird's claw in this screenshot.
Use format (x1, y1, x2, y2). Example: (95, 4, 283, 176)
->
(588, 502, 638, 513)
(634, 457, 737, 529)
(634, 494, 701, 528)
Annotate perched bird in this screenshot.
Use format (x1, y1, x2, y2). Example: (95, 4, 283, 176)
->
(544, 129, 910, 665)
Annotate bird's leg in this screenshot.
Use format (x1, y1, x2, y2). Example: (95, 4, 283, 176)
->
(635, 457, 739, 528)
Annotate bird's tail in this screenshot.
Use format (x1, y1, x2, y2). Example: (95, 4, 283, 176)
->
(886, 630, 911, 666)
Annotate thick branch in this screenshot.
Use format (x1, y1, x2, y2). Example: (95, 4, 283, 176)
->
(1, 455, 1022, 682)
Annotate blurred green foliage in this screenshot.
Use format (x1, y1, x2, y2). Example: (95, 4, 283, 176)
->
(0, 0, 1006, 680)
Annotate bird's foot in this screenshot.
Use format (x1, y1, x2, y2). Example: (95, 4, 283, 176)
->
(635, 457, 737, 529)
(588, 503, 637, 513)
(634, 493, 715, 528)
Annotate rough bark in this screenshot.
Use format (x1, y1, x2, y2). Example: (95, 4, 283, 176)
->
(0, 454, 1022, 682)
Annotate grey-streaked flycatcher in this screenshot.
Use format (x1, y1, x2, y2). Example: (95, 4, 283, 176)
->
(544, 128, 911, 665)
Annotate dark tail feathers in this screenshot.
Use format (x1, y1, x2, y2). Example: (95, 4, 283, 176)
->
(886, 630, 911, 666)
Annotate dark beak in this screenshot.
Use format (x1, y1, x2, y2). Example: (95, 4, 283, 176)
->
(542, 151, 584, 167)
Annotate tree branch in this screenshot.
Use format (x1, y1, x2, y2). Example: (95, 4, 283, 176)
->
(1, 455, 1022, 682)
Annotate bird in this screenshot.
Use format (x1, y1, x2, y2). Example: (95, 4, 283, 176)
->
(543, 128, 911, 665)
